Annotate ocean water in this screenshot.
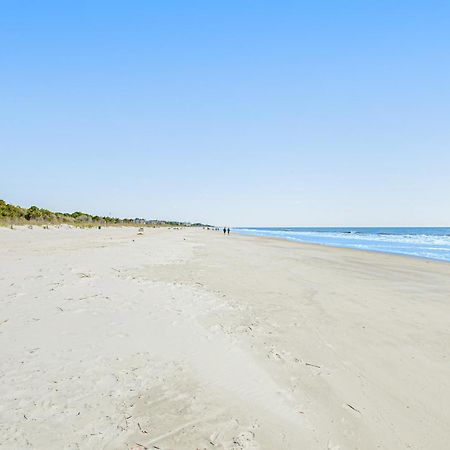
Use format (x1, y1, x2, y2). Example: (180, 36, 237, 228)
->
(234, 227, 450, 262)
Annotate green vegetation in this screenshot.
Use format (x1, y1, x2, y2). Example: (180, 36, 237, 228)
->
(0, 199, 203, 227)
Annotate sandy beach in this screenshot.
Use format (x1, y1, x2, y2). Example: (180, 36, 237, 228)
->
(1, 226, 449, 450)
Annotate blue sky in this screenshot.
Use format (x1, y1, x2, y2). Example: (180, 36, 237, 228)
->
(1, 1, 449, 226)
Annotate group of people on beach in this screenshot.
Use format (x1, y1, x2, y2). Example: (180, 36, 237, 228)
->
(223, 227, 230, 235)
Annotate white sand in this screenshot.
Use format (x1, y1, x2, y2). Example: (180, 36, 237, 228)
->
(1, 226, 450, 449)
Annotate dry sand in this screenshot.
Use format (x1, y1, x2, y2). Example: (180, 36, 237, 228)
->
(1, 226, 449, 450)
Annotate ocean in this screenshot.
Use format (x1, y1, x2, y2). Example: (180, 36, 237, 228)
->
(233, 227, 450, 262)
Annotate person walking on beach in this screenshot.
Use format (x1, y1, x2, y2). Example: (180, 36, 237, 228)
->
(227, 228, 230, 235)
(223, 227, 226, 234)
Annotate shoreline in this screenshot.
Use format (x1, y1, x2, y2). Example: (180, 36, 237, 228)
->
(231, 228, 450, 267)
(233, 228, 450, 264)
(1, 226, 450, 449)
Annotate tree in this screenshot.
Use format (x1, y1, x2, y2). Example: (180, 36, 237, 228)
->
(25, 206, 42, 220)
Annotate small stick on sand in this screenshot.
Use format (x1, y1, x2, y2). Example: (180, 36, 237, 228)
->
(138, 422, 149, 434)
(346, 403, 361, 414)
(305, 362, 321, 369)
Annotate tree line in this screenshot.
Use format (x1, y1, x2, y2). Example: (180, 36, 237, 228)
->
(0, 199, 195, 226)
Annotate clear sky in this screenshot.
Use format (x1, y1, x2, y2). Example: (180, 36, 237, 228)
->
(1, 1, 449, 226)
